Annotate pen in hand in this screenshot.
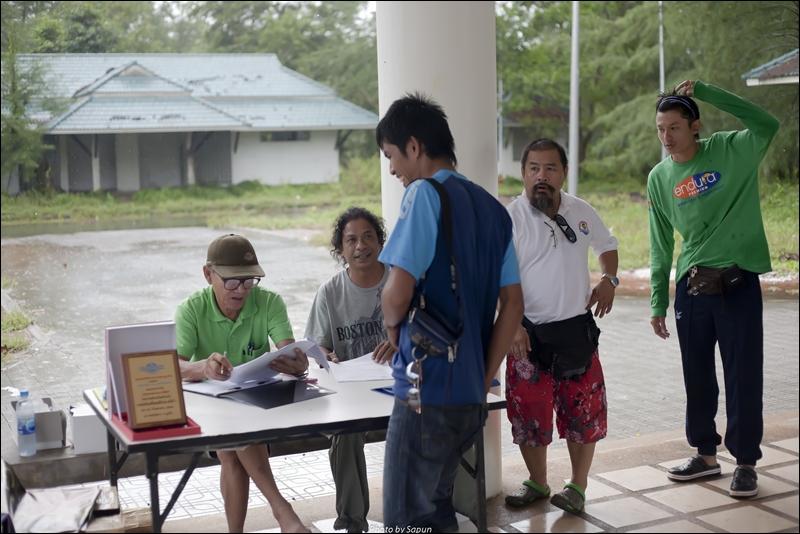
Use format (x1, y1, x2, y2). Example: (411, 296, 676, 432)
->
(221, 351, 230, 377)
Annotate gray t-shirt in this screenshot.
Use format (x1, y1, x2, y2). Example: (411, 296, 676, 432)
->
(304, 266, 389, 362)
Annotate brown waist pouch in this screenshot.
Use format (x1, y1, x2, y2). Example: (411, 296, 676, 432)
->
(687, 265, 744, 296)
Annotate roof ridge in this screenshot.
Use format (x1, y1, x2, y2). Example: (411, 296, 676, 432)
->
(46, 96, 92, 130)
(74, 61, 194, 98)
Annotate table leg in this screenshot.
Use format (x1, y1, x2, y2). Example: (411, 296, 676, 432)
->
(161, 453, 202, 522)
(146, 452, 162, 533)
(106, 431, 117, 487)
(475, 428, 487, 532)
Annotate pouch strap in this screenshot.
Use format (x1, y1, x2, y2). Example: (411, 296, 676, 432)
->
(413, 178, 464, 336)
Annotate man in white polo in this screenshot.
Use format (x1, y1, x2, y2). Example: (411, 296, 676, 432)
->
(504, 138, 619, 515)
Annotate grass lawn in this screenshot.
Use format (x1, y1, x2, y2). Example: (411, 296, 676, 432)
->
(1, 309, 31, 355)
(500, 176, 798, 274)
(2, 157, 797, 274)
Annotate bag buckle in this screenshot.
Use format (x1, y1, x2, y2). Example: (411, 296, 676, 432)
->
(447, 343, 457, 363)
(406, 354, 427, 415)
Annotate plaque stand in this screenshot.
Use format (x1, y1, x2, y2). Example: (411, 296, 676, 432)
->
(111, 413, 201, 442)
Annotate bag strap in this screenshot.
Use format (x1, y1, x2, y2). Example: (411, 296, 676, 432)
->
(416, 178, 463, 331)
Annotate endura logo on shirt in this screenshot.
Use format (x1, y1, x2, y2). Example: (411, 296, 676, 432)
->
(673, 171, 721, 200)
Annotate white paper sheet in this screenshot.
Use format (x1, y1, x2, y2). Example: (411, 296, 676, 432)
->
(181, 375, 280, 396)
(231, 339, 329, 383)
(329, 353, 394, 382)
(182, 339, 330, 396)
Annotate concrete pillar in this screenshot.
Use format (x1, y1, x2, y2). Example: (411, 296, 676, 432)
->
(91, 135, 101, 192)
(376, 1, 503, 499)
(59, 136, 69, 192)
(185, 132, 196, 186)
(377, 1, 498, 232)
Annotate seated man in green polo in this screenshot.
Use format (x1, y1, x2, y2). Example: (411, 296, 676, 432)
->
(176, 233, 310, 533)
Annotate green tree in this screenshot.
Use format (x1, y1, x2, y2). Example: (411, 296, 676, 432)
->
(6, 1, 118, 53)
(101, 1, 203, 52)
(496, 1, 798, 182)
(60, 3, 118, 52)
(191, 1, 281, 52)
(1, 1, 59, 52)
(663, 1, 798, 179)
(497, 0, 571, 141)
(1, 33, 54, 191)
(31, 17, 65, 53)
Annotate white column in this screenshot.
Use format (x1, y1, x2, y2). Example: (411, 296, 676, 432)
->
(59, 136, 69, 192)
(376, 0, 503, 499)
(91, 135, 101, 192)
(567, 1, 580, 195)
(377, 1, 498, 232)
(186, 132, 196, 186)
(659, 1, 667, 160)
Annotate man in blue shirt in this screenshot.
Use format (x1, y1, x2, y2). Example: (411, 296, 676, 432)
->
(377, 93, 524, 530)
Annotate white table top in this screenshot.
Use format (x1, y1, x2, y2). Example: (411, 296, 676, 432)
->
(85, 366, 505, 454)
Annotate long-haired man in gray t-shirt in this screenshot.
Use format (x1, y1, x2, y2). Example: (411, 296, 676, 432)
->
(305, 206, 394, 533)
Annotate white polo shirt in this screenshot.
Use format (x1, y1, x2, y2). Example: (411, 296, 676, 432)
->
(507, 192, 618, 324)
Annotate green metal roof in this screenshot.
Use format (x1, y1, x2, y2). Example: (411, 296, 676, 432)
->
(741, 49, 799, 85)
(13, 54, 377, 133)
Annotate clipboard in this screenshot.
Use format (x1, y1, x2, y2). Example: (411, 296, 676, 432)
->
(221, 380, 335, 410)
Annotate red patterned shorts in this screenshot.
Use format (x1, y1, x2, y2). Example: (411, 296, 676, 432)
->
(505, 350, 607, 447)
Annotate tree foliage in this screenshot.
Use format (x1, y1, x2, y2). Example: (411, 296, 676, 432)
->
(2, 0, 797, 189)
(497, 1, 799, 182)
(1, 31, 53, 190)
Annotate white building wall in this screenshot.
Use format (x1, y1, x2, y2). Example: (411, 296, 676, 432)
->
(115, 134, 140, 192)
(231, 131, 339, 186)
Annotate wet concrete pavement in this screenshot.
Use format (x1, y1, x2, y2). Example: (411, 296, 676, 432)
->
(0, 227, 337, 454)
(1, 226, 798, 458)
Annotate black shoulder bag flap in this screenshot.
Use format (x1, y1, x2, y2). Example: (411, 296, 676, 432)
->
(524, 312, 600, 379)
(406, 178, 464, 362)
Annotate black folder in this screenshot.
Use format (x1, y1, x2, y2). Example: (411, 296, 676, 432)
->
(223, 380, 335, 410)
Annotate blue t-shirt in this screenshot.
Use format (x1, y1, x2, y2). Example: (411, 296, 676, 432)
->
(379, 169, 519, 405)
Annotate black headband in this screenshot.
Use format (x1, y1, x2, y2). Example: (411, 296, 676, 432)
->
(657, 96, 700, 120)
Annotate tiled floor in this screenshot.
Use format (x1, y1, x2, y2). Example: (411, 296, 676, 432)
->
(697, 506, 796, 533)
(71, 438, 799, 533)
(498, 441, 799, 533)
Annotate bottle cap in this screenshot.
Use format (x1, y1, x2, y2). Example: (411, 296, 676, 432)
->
(20, 389, 29, 398)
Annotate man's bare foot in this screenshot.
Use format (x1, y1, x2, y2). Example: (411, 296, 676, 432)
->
(273, 500, 309, 533)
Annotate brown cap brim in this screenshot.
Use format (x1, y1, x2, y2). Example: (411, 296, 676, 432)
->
(210, 264, 265, 278)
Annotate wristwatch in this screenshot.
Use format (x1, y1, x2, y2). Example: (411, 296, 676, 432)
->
(602, 273, 620, 288)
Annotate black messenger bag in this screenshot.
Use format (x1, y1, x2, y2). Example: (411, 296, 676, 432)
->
(406, 178, 463, 362)
(522, 311, 601, 379)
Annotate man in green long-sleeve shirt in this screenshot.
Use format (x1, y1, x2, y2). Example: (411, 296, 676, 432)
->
(647, 80, 779, 499)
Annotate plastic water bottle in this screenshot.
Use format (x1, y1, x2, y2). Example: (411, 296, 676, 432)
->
(16, 389, 37, 457)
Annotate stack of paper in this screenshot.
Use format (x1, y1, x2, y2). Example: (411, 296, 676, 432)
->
(329, 353, 394, 383)
(183, 339, 329, 397)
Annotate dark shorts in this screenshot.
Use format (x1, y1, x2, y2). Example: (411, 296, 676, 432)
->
(506, 350, 607, 447)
